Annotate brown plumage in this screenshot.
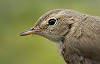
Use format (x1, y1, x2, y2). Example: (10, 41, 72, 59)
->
(19, 9, 100, 64)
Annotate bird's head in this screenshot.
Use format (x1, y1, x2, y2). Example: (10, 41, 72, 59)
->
(19, 9, 79, 42)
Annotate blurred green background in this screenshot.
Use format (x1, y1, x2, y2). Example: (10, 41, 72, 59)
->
(0, 0, 100, 64)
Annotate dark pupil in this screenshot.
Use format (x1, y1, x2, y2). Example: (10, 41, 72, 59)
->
(48, 19, 56, 25)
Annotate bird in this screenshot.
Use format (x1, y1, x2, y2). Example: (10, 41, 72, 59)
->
(19, 9, 100, 64)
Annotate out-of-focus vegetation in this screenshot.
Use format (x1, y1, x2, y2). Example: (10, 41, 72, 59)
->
(0, 0, 100, 64)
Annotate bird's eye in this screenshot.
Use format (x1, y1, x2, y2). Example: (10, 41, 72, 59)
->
(48, 18, 56, 25)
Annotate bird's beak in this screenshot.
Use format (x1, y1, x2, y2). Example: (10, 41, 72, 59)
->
(19, 27, 40, 36)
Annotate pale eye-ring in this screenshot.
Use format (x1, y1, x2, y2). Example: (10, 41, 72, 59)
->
(48, 18, 57, 25)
